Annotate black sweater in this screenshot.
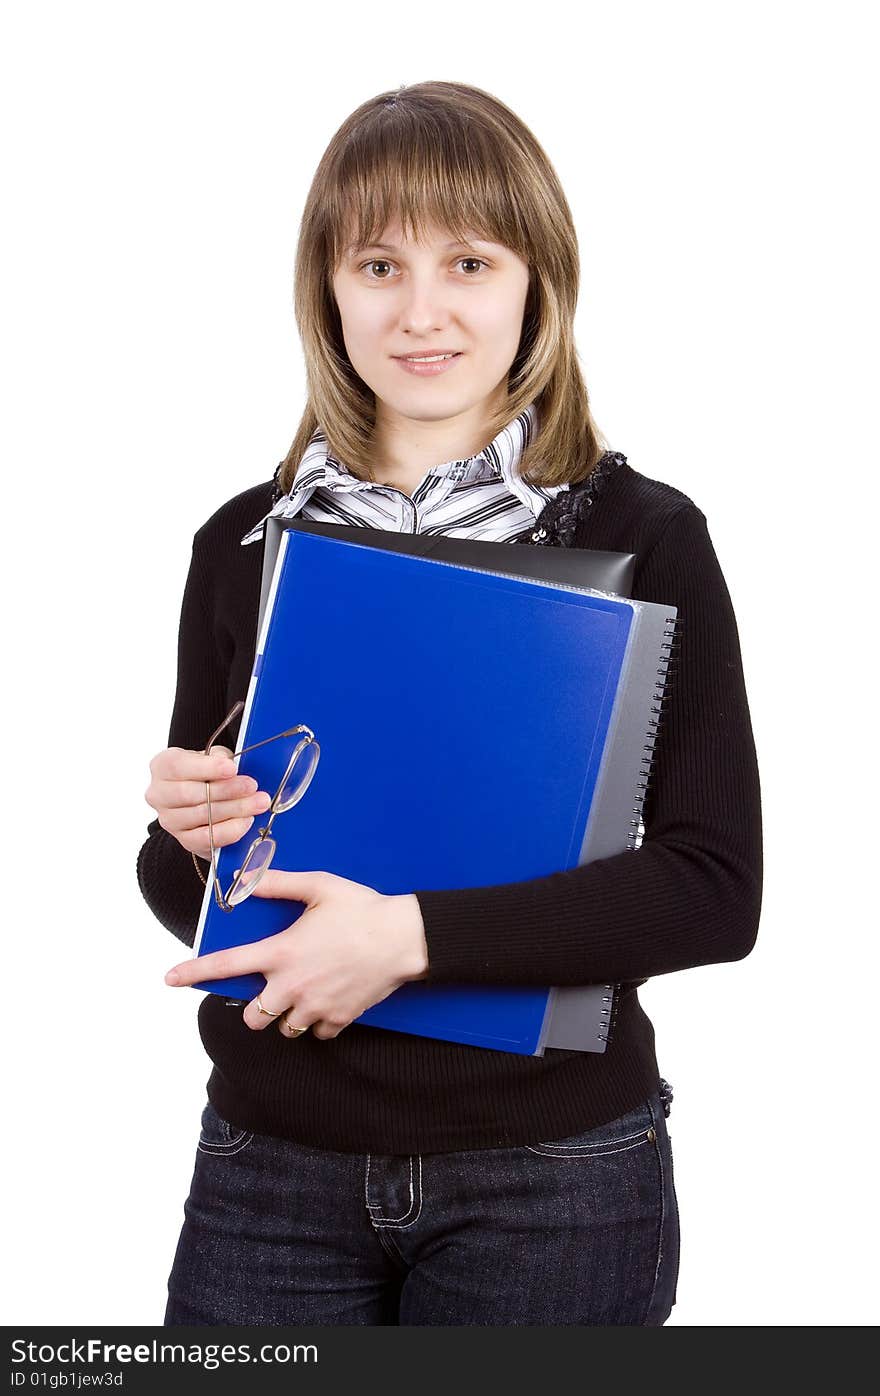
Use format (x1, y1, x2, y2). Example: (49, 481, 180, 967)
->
(137, 459, 762, 1152)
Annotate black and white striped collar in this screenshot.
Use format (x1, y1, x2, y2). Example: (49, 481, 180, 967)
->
(240, 401, 555, 545)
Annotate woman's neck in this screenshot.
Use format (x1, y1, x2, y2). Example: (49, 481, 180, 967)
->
(367, 392, 508, 491)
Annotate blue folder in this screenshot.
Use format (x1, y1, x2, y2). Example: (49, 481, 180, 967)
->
(190, 530, 676, 1054)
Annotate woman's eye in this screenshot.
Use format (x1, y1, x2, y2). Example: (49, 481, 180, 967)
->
(359, 258, 488, 279)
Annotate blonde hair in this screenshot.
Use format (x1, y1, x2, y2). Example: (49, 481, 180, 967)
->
(277, 80, 610, 495)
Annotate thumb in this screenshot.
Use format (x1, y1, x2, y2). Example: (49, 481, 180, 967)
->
(204, 742, 236, 765)
(250, 868, 327, 905)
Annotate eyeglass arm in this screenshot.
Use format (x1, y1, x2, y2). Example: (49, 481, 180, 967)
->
(203, 701, 315, 761)
(235, 724, 315, 757)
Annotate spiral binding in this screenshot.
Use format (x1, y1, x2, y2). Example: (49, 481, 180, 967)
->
(524, 475, 685, 1049)
(596, 981, 621, 1046)
(625, 613, 684, 852)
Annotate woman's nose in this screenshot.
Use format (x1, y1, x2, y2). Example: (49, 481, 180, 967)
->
(397, 275, 453, 330)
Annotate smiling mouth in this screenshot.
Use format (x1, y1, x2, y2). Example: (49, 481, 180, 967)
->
(394, 352, 463, 362)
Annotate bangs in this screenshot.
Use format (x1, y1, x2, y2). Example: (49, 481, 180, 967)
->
(323, 105, 532, 270)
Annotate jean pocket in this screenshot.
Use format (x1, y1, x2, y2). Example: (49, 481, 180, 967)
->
(197, 1099, 254, 1156)
(525, 1099, 656, 1159)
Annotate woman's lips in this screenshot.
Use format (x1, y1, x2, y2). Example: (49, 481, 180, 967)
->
(394, 352, 463, 376)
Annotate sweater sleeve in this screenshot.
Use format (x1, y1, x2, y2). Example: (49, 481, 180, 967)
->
(414, 505, 763, 986)
(135, 534, 229, 948)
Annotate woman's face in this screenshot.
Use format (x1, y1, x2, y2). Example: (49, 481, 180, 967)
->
(331, 220, 531, 425)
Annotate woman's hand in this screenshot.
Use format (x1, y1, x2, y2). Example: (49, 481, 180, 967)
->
(163, 869, 429, 1040)
(144, 745, 272, 859)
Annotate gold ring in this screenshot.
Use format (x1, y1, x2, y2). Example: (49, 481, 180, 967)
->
(282, 1019, 307, 1037)
(256, 994, 281, 1018)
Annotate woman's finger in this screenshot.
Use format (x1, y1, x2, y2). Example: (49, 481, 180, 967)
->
(166, 939, 282, 989)
(170, 815, 258, 858)
(151, 747, 238, 783)
(278, 1014, 313, 1040)
(152, 773, 263, 811)
(159, 788, 271, 832)
(307, 1019, 349, 1041)
(241, 985, 313, 1034)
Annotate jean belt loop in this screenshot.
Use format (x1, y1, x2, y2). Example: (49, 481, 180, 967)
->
(658, 1078, 674, 1118)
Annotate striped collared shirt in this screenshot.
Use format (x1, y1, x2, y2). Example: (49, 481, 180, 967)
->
(239, 401, 568, 546)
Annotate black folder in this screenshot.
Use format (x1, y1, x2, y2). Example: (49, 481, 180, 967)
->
(258, 516, 637, 635)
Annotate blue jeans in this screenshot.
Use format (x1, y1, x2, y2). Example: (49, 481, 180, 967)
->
(164, 1079, 679, 1326)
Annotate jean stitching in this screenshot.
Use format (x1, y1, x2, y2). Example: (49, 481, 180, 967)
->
(371, 1156, 424, 1230)
(364, 1155, 419, 1226)
(525, 1136, 650, 1160)
(197, 1131, 254, 1156)
(526, 1122, 649, 1152)
(641, 1094, 666, 1325)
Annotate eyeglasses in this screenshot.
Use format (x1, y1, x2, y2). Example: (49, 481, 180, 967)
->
(191, 699, 320, 912)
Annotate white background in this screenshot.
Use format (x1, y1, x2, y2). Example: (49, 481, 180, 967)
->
(2, 0, 876, 1328)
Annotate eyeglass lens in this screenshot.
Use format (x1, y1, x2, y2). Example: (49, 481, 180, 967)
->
(275, 739, 320, 812)
(228, 837, 276, 906)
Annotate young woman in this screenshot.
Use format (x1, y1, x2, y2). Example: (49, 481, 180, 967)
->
(138, 80, 762, 1326)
